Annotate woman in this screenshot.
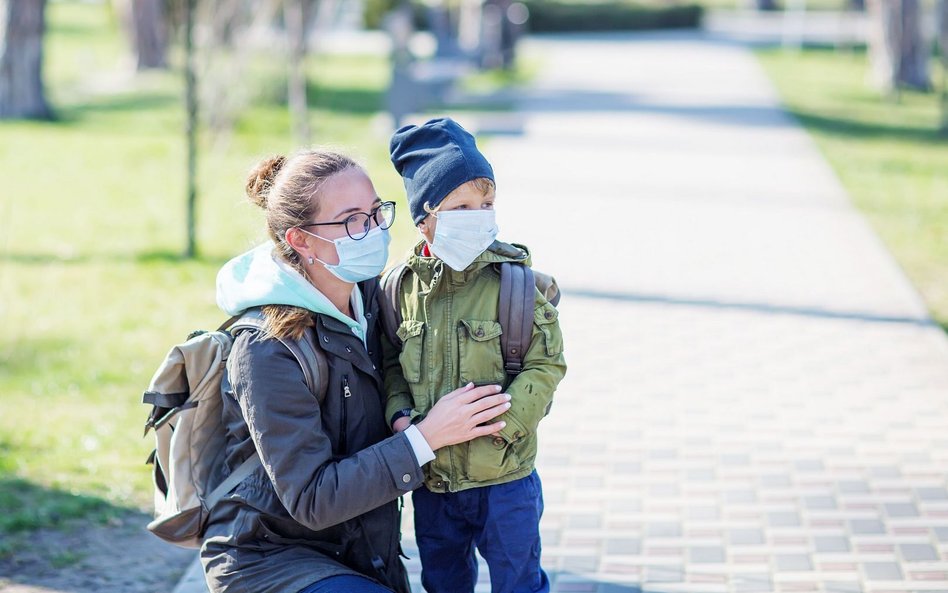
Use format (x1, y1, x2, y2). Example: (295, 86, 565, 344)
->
(202, 149, 512, 593)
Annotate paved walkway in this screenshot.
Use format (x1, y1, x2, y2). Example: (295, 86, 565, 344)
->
(176, 31, 948, 593)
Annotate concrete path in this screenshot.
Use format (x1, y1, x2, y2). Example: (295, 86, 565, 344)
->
(428, 31, 948, 593)
(175, 30, 948, 593)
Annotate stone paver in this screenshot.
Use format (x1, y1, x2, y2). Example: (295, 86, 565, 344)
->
(408, 31, 948, 593)
(175, 30, 948, 593)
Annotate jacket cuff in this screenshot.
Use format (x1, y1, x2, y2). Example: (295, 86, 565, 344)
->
(403, 424, 435, 465)
(385, 393, 413, 423)
(497, 411, 530, 443)
(379, 432, 426, 492)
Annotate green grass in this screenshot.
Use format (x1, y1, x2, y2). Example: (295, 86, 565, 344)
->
(757, 47, 948, 326)
(0, 2, 434, 524)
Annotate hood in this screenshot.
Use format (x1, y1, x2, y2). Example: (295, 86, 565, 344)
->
(216, 241, 364, 336)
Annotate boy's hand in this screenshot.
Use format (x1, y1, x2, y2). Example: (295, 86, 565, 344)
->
(392, 416, 412, 433)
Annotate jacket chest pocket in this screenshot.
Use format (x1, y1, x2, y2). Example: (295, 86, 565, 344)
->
(396, 320, 425, 384)
(457, 319, 505, 386)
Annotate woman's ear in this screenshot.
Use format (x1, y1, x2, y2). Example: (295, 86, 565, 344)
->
(284, 227, 311, 256)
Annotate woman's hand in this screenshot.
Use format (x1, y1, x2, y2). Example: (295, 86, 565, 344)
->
(416, 383, 510, 451)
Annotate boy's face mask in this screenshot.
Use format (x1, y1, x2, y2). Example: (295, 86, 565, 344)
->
(429, 209, 499, 271)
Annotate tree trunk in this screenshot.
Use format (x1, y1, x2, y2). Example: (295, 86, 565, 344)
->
(868, 0, 931, 94)
(0, 0, 52, 120)
(131, 0, 168, 69)
(184, 0, 197, 258)
(286, 0, 310, 144)
(938, 0, 947, 133)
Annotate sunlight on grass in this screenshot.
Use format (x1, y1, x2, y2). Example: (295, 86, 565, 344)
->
(0, 1, 425, 518)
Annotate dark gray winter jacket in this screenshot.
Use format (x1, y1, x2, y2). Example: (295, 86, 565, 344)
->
(200, 279, 423, 593)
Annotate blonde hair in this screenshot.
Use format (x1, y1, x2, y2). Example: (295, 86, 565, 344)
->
(423, 177, 495, 215)
(246, 149, 359, 339)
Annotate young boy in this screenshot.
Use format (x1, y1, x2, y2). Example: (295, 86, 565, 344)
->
(382, 117, 567, 593)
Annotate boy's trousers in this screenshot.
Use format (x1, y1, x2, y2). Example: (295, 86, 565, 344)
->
(412, 470, 549, 593)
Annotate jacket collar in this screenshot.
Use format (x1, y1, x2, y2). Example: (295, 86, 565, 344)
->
(405, 240, 532, 289)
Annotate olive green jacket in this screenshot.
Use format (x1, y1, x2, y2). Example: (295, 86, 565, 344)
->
(382, 241, 567, 493)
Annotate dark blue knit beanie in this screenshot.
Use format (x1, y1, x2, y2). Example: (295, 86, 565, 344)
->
(389, 117, 495, 225)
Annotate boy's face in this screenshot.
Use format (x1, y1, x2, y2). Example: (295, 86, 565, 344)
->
(418, 181, 496, 244)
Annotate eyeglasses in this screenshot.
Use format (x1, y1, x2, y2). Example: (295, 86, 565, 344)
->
(298, 201, 396, 241)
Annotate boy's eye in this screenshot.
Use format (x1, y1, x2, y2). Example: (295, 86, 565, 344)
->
(482, 202, 494, 210)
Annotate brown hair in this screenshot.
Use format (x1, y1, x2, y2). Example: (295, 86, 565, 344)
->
(423, 177, 495, 215)
(245, 149, 359, 340)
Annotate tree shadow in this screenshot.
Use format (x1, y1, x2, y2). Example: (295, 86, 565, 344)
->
(0, 250, 230, 266)
(787, 109, 946, 144)
(562, 286, 939, 329)
(307, 84, 385, 114)
(41, 93, 180, 126)
(0, 475, 192, 592)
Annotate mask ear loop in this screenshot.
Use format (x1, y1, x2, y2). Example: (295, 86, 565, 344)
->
(287, 227, 334, 269)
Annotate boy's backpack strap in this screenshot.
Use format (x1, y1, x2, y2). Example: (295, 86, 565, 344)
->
(229, 309, 329, 403)
(498, 262, 536, 377)
(379, 264, 409, 349)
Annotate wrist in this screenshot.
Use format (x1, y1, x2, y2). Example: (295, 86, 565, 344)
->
(389, 408, 412, 428)
(415, 419, 442, 451)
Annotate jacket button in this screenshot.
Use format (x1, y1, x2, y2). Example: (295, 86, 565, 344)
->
(323, 336, 330, 343)
(545, 312, 553, 320)
(345, 346, 352, 353)
(366, 312, 372, 319)
(492, 436, 504, 447)
(434, 480, 443, 488)
(475, 329, 484, 337)
(402, 473, 412, 484)
(514, 431, 523, 439)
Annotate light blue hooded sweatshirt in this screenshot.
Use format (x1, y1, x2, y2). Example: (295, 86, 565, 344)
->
(216, 242, 368, 344)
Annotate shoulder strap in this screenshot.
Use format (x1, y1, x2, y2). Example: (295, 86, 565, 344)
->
(379, 264, 409, 348)
(230, 309, 329, 403)
(205, 453, 260, 509)
(498, 262, 535, 377)
(279, 328, 330, 404)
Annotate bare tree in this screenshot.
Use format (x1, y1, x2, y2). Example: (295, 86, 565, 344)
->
(184, 0, 198, 258)
(286, 0, 310, 144)
(113, 0, 169, 70)
(0, 0, 52, 120)
(867, 0, 931, 95)
(939, 0, 948, 132)
(132, 0, 169, 69)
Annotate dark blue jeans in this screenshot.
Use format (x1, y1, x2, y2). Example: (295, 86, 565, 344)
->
(413, 470, 549, 593)
(298, 575, 392, 593)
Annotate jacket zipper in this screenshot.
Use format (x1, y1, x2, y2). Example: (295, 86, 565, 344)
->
(340, 375, 351, 455)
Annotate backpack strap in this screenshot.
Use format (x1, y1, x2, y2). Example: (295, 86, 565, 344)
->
(379, 264, 409, 349)
(230, 309, 329, 403)
(205, 453, 261, 509)
(498, 262, 535, 377)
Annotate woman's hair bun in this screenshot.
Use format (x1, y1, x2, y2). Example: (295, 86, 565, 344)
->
(246, 155, 286, 209)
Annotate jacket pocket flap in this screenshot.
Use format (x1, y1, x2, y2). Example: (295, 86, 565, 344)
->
(460, 319, 503, 341)
(396, 319, 425, 342)
(534, 302, 558, 326)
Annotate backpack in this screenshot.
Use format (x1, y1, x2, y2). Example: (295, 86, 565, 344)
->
(378, 246, 560, 377)
(141, 308, 328, 548)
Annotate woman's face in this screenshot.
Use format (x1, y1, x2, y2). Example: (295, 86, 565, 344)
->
(295, 167, 381, 266)
(418, 182, 495, 244)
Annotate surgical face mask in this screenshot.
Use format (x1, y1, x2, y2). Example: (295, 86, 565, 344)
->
(300, 225, 391, 283)
(429, 209, 499, 272)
